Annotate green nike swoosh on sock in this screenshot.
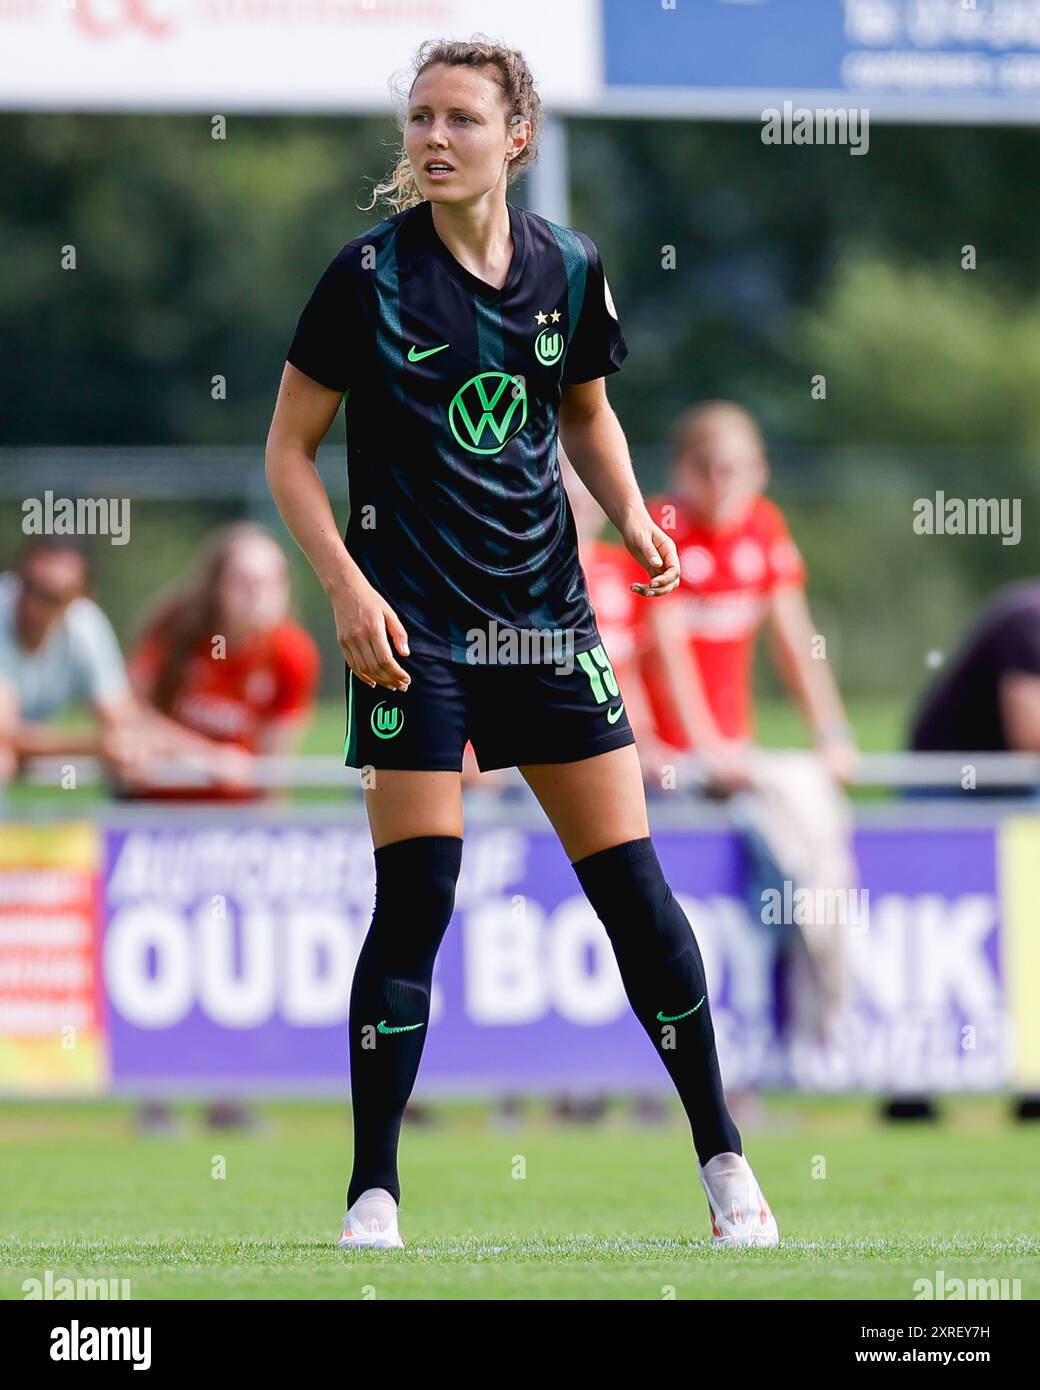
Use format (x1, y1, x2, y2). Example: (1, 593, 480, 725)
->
(656, 996, 706, 1023)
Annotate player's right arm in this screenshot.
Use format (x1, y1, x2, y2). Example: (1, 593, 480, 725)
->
(264, 362, 410, 693)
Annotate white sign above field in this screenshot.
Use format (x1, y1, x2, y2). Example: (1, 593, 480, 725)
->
(0, 0, 601, 113)
(4, 0, 1040, 123)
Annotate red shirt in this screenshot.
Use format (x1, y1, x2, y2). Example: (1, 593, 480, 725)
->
(640, 495, 806, 746)
(581, 539, 647, 669)
(129, 620, 320, 798)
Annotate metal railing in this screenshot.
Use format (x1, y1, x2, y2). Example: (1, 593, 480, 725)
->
(13, 750, 1040, 791)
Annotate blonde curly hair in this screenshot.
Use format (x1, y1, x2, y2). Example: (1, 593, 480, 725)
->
(360, 37, 542, 214)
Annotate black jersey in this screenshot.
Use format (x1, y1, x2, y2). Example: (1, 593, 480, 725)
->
(285, 199, 628, 663)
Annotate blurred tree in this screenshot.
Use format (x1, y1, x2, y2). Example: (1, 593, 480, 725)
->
(2, 112, 1038, 710)
(2, 113, 1040, 450)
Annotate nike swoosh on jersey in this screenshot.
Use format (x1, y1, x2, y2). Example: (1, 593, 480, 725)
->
(407, 343, 450, 362)
(606, 703, 625, 724)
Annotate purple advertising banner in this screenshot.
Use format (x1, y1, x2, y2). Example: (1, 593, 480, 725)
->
(101, 822, 1007, 1095)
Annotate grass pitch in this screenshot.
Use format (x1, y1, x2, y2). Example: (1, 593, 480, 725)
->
(0, 1094, 1035, 1300)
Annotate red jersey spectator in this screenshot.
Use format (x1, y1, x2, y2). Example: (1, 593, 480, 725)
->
(125, 522, 320, 800)
(642, 493, 806, 744)
(641, 402, 857, 790)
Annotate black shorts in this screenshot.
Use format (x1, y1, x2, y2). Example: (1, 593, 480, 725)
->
(343, 639, 636, 773)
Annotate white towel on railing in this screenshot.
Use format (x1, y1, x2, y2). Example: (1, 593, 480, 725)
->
(728, 748, 859, 1044)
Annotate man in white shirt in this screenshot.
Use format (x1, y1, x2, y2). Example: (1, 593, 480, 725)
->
(0, 538, 145, 786)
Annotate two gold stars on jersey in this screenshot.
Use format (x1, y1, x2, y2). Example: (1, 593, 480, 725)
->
(535, 309, 562, 325)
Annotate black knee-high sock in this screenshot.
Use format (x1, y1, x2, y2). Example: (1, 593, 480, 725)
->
(571, 836, 741, 1166)
(347, 834, 463, 1207)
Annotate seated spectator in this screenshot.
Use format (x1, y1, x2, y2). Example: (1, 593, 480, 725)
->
(640, 400, 858, 789)
(640, 402, 861, 1051)
(0, 538, 149, 789)
(121, 522, 320, 801)
(886, 581, 1040, 1122)
(909, 580, 1040, 789)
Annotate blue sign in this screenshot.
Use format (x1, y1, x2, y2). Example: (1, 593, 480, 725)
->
(98, 821, 1009, 1094)
(602, 0, 1040, 119)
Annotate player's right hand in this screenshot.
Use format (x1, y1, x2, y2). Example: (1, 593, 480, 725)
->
(332, 582, 411, 692)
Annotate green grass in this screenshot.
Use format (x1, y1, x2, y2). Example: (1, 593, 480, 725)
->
(0, 1095, 1035, 1300)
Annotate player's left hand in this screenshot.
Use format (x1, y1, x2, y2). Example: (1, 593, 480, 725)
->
(623, 517, 681, 597)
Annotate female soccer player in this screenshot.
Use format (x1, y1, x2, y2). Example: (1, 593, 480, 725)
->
(265, 38, 778, 1250)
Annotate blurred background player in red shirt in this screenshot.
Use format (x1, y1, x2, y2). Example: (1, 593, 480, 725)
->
(641, 403, 862, 1064)
(641, 401, 858, 790)
(119, 521, 320, 801)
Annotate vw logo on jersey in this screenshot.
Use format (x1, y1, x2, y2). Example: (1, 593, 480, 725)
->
(371, 702, 404, 739)
(534, 328, 564, 366)
(448, 371, 528, 455)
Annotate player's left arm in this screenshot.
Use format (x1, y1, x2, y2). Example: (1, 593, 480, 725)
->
(558, 378, 680, 596)
(766, 583, 860, 783)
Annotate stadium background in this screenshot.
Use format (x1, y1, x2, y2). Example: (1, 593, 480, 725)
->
(1, 0, 1039, 1302)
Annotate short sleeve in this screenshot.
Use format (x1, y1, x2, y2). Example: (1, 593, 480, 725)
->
(759, 500, 807, 590)
(561, 236, 628, 386)
(68, 601, 131, 709)
(285, 247, 365, 394)
(270, 626, 321, 718)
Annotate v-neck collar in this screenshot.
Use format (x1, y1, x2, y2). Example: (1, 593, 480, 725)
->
(422, 200, 527, 302)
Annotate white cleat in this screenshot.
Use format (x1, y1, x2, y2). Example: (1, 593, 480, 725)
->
(337, 1187, 405, 1249)
(698, 1151, 779, 1248)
